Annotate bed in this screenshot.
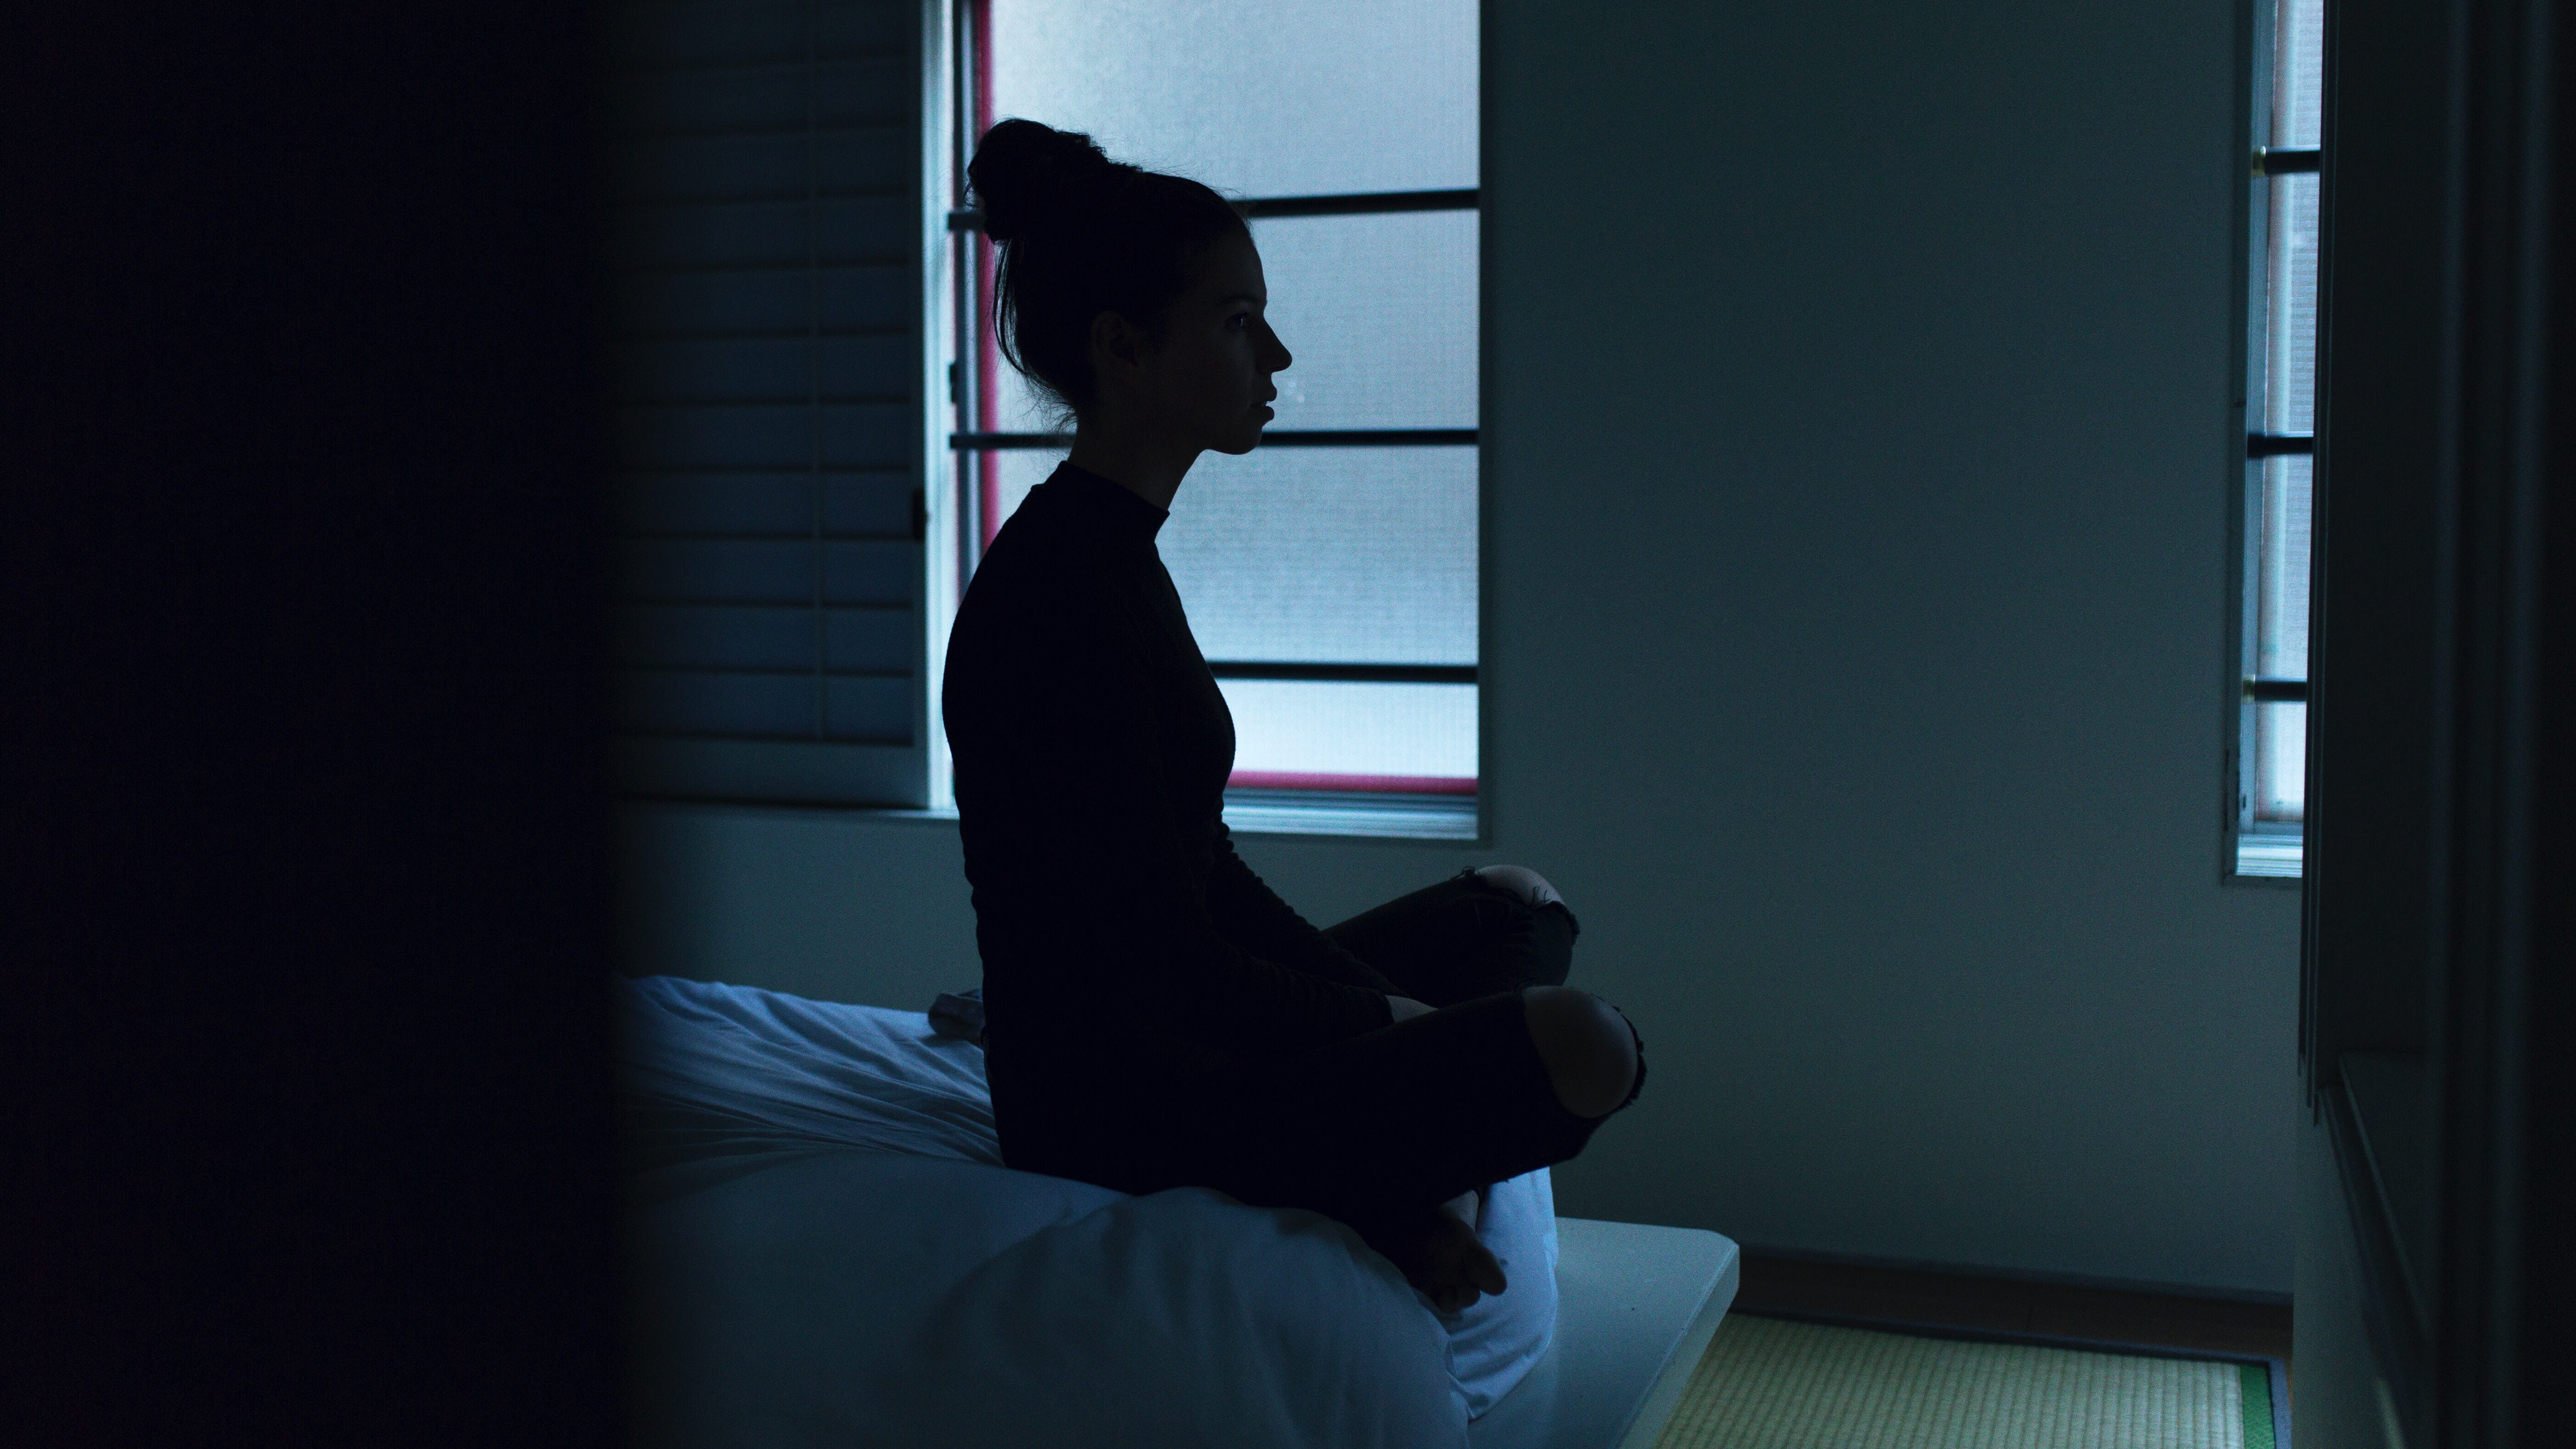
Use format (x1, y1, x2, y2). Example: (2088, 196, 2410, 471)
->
(621, 975, 1736, 1449)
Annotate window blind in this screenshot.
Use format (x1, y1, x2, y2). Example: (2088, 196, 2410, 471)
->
(605, 0, 928, 806)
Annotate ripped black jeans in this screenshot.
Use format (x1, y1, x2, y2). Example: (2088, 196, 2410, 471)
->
(1051, 868, 1647, 1234)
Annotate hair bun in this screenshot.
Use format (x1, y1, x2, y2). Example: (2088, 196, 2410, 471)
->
(969, 119, 1120, 243)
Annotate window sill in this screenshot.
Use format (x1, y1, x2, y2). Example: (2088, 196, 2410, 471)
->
(626, 794, 1481, 843)
(2235, 831, 2304, 878)
(621, 796, 958, 823)
(1223, 789, 1479, 841)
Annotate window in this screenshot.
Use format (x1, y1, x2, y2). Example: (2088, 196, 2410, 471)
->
(2233, 0, 2322, 879)
(931, 0, 1482, 839)
(598, 0, 1476, 831)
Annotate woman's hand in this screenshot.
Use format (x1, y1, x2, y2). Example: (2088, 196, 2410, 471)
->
(1369, 1198, 1507, 1313)
(1385, 994, 1435, 1024)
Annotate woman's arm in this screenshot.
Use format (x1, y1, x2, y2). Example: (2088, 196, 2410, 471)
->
(1201, 830, 1404, 996)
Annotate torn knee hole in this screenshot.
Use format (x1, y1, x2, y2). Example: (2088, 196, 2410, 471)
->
(1473, 864, 1565, 911)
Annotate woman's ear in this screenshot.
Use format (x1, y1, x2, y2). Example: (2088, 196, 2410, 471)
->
(1088, 309, 1149, 390)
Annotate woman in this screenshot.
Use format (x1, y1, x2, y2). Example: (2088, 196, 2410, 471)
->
(942, 119, 1644, 1314)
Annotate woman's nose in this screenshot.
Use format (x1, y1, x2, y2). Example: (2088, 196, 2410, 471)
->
(1260, 320, 1291, 373)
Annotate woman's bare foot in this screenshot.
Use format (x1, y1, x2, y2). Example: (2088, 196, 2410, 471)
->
(1364, 1198, 1508, 1314)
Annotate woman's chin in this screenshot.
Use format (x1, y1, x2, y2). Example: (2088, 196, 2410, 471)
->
(1209, 427, 1266, 456)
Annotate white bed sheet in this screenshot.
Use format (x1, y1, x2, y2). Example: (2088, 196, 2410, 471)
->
(619, 970, 1002, 1167)
(619, 975, 1562, 1447)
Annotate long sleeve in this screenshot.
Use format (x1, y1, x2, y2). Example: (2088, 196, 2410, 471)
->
(1201, 828, 1402, 997)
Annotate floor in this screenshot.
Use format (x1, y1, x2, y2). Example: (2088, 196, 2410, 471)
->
(1731, 1254, 2294, 1370)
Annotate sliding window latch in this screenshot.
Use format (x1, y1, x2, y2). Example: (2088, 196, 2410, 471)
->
(2252, 146, 2322, 177)
(2244, 677, 2310, 703)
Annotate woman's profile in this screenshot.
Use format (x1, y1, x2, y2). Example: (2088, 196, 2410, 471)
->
(942, 118, 1645, 1314)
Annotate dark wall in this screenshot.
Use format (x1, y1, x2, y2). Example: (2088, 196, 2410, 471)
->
(2290, 0, 2576, 1438)
(10, 6, 621, 1443)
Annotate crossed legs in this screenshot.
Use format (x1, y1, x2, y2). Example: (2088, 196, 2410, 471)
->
(1320, 865, 1642, 1309)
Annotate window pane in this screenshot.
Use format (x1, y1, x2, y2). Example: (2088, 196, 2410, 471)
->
(987, 0, 1477, 196)
(1254, 212, 1477, 432)
(2273, 0, 2324, 149)
(981, 446, 1064, 540)
(2254, 701, 2307, 820)
(977, 445, 1477, 667)
(988, 341, 1061, 433)
(2264, 174, 2320, 432)
(1162, 446, 1477, 665)
(2257, 455, 2313, 682)
(1218, 679, 1476, 782)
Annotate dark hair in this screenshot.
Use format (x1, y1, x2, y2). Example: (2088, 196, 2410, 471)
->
(967, 119, 1249, 419)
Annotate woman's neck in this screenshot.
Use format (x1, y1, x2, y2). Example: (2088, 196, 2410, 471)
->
(1066, 414, 1198, 512)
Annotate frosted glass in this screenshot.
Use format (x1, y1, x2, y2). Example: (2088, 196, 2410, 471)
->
(2264, 174, 2319, 433)
(2255, 701, 2307, 820)
(2257, 455, 2312, 681)
(1162, 446, 1476, 665)
(982, 446, 1068, 539)
(987, 0, 1477, 197)
(988, 342, 1061, 432)
(1218, 680, 1476, 780)
(2273, 0, 2324, 149)
(2260, 0, 2323, 435)
(2242, 0, 2323, 837)
(972, 446, 1476, 667)
(1253, 212, 1477, 431)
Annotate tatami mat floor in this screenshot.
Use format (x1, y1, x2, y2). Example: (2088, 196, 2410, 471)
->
(1652, 1314, 2277, 1449)
(1632, 1256, 2290, 1449)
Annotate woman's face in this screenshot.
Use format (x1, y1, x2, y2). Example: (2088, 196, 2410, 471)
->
(1133, 230, 1293, 456)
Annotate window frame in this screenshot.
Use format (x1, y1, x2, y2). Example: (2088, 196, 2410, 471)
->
(2226, 0, 2318, 883)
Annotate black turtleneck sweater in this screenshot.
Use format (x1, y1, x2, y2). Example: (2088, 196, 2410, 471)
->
(942, 463, 1401, 1162)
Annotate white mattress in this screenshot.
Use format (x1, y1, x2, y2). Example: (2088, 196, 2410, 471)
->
(619, 974, 1597, 1447)
(1469, 1218, 1740, 1449)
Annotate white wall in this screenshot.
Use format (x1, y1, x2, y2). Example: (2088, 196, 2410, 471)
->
(621, 0, 2302, 1296)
